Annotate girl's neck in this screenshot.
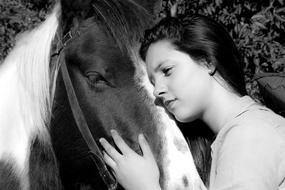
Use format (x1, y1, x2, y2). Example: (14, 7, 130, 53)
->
(201, 84, 243, 134)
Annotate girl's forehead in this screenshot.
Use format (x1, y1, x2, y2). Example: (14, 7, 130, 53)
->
(148, 40, 174, 54)
(146, 40, 193, 67)
(146, 40, 175, 65)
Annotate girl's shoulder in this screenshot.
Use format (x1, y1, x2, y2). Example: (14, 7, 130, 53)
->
(236, 102, 285, 134)
(210, 105, 285, 190)
(215, 101, 285, 150)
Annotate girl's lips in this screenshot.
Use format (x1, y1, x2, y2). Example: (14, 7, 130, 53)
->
(164, 99, 176, 109)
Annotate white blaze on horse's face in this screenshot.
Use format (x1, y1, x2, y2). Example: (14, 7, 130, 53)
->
(133, 53, 205, 190)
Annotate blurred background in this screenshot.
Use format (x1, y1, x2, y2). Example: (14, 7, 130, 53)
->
(1, 0, 285, 101)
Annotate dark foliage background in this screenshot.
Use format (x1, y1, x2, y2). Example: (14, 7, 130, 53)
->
(1, 0, 285, 99)
(0, 0, 54, 62)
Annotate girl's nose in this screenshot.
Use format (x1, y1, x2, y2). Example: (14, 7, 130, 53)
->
(153, 81, 166, 98)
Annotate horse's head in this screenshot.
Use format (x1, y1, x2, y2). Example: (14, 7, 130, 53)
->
(50, 0, 204, 189)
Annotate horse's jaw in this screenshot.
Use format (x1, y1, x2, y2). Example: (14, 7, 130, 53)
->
(148, 97, 205, 190)
(157, 110, 205, 190)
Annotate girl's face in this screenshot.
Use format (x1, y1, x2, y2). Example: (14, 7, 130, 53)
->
(145, 40, 213, 122)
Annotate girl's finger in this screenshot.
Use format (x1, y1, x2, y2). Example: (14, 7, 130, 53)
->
(102, 151, 117, 170)
(138, 134, 153, 158)
(99, 138, 122, 161)
(111, 130, 133, 155)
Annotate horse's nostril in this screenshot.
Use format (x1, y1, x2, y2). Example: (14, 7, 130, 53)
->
(154, 98, 163, 106)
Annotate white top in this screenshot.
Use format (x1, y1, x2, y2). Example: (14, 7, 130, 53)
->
(210, 96, 285, 190)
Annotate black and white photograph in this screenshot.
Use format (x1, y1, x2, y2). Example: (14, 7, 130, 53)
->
(0, 0, 285, 189)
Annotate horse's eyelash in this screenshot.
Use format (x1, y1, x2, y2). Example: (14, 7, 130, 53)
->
(86, 78, 105, 89)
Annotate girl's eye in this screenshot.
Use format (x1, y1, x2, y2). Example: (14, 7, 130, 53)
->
(162, 67, 172, 76)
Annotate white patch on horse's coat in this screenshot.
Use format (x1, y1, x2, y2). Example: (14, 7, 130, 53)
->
(0, 63, 30, 190)
(0, 4, 60, 190)
(133, 56, 205, 190)
(152, 104, 202, 190)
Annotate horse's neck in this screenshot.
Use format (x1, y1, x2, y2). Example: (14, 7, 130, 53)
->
(0, 2, 60, 143)
(0, 3, 60, 182)
(0, 61, 31, 189)
(0, 24, 58, 190)
(158, 112, 206, 190)
(146, 88, 203, 190)
(0, 32, 51, 165)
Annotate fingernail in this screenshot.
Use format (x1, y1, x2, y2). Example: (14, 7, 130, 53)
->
(111, 129, 116, 134)
(139, 133, 144, 140)
(99, 138, 105, 143)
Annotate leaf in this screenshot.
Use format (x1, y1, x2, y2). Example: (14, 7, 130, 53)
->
(254, 72, 285, 116)
(275, 7, 285, 22)
(254, 22, 267, 29)
(251, 14, 265, 20)
(275, 7, 285, 13)
(215, 0, 222, 6)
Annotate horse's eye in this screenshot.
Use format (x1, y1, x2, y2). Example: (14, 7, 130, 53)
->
(87, 73, 104, 83)
(86, 71, 105, 83)
(86, 71, 113, 87)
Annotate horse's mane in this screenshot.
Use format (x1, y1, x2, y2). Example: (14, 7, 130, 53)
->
(3, 3, 60, 139)
(93, 0, 152, 50)
(90, 0, 155, 79)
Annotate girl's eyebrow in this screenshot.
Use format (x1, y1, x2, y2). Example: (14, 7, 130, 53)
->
(154, 60, 170, 73)
(148, 60, 171, 84)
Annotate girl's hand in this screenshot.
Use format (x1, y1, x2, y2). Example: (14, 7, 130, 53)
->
(99, 130, 161, 190)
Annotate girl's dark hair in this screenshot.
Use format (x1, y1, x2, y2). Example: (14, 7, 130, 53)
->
(140, 14, 247, 96)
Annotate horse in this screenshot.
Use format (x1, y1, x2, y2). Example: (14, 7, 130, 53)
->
(0, 0, 207, 189)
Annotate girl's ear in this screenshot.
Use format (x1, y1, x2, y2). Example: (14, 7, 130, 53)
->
(206, 63, 216, 76)
(208, 65, 217, 76)
(200, 60, 217, 76)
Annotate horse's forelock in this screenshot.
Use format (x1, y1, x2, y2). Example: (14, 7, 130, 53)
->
(60, 0, 157, 70)
(88, 0, 153, 54)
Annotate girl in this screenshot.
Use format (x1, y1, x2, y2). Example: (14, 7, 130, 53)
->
(99, 14, 285, 190)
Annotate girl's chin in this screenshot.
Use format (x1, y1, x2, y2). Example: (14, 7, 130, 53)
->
(175, 117, 194, 123)
(174, 114, 189, 123)
(174, 112, 199, 123)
